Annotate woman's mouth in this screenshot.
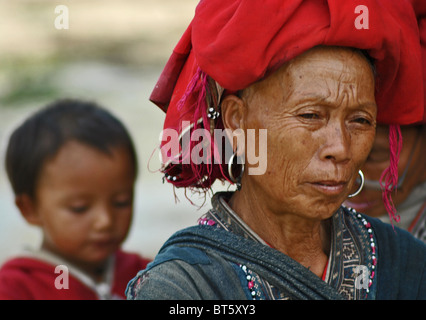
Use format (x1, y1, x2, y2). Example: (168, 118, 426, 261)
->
(310, 181, 347, 196)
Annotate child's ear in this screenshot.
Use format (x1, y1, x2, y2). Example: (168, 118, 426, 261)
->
(15, 194, 42, 226)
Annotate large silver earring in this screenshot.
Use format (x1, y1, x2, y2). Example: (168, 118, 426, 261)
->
(228, 151, 245, 190)
(348, 170, 365, 198)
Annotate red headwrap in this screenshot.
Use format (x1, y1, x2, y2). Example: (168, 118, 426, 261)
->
(151, 0, 425, 203)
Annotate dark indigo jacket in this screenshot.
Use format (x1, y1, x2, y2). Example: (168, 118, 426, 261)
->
(126, 215, 426, 300)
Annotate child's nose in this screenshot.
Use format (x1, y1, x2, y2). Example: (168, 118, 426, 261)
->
(93, 207, 113, 231)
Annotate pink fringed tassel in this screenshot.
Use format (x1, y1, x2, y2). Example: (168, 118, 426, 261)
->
(168, 66, 231, 189)
(379, 125, 403, 228)
(177, 67, 203, 111)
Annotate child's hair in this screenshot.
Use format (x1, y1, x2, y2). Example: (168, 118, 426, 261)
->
(5, 98, 138, 199)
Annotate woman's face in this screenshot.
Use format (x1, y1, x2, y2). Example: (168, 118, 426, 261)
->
(230, 46, 377, 221)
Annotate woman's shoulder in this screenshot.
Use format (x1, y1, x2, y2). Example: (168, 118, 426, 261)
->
(342, 205, 425, 250)
(364, 212, 426, 253)
(341, 206, 425, 299)
(125, 236, 247, 300)
(360, 211, 426, 299)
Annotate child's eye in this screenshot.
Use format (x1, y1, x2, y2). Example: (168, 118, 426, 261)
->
(113, 200, 132, 208)
(69, 206, 89, 214)
(113, 191, 133, 209)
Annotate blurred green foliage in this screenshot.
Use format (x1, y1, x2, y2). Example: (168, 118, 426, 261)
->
(0, 63, 59, 106)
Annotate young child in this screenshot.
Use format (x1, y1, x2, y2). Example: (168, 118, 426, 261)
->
(0, 99, 150, 299)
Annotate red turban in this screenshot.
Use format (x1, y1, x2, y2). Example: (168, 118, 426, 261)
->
(152, 0, 424, 190)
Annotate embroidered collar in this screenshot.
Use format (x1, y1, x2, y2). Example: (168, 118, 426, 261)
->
(199, 192, 378, 300)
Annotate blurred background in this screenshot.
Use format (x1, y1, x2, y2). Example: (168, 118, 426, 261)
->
(0, 0, 229, 264)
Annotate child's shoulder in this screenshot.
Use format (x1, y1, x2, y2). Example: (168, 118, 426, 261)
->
(114, 250, 151, 275)
(0, 251, 151, 300)
(0, 255, 55, 277)
(0, 256, 57, 299)
(116, 249, 150, 263)
(0, 254, 99, 300)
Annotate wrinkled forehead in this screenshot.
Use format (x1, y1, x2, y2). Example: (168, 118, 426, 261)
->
(288, 46, 373, 77)
(241, 46, 375, 103)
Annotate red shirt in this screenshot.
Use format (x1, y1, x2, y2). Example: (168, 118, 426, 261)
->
(0, 250, 150, 300)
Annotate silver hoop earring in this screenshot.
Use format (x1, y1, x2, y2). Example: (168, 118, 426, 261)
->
(348, 170, 365, 198)
(228, 151, 245, 190)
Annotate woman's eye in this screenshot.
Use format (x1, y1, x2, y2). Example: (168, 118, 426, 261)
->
(353, 117, 372, 125)
(299, 113, 320, 120)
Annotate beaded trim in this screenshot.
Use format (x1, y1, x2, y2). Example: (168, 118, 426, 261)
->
(198, 217, 216, 226)
(207, 107, 220, 120)
(350, 207, 377, 296)
(199, 201, 377, 299)
(239, 264, 257, 300)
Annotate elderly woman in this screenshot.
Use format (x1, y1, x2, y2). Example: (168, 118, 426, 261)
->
(127, 0, 426, 300)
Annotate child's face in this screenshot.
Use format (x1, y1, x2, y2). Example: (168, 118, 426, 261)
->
(31, 141, 135, 271)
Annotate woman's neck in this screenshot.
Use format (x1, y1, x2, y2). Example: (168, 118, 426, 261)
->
(228, 188, 331, 278)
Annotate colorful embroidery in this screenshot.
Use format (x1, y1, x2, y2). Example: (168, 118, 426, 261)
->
(239, 264, 257, 300)
(199, 193, 378, 300)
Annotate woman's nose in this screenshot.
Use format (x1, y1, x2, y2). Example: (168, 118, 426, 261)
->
(319, 123, 351, 163)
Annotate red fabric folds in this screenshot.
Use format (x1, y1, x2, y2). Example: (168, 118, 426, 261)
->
(151, 0, 425, 191)
(152, 0, 424, 125)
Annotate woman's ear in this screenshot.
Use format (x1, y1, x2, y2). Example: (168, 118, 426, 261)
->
(220, 94, 247, 156)
(220, 94, 246, 132)
(15, 194, 42, 226)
